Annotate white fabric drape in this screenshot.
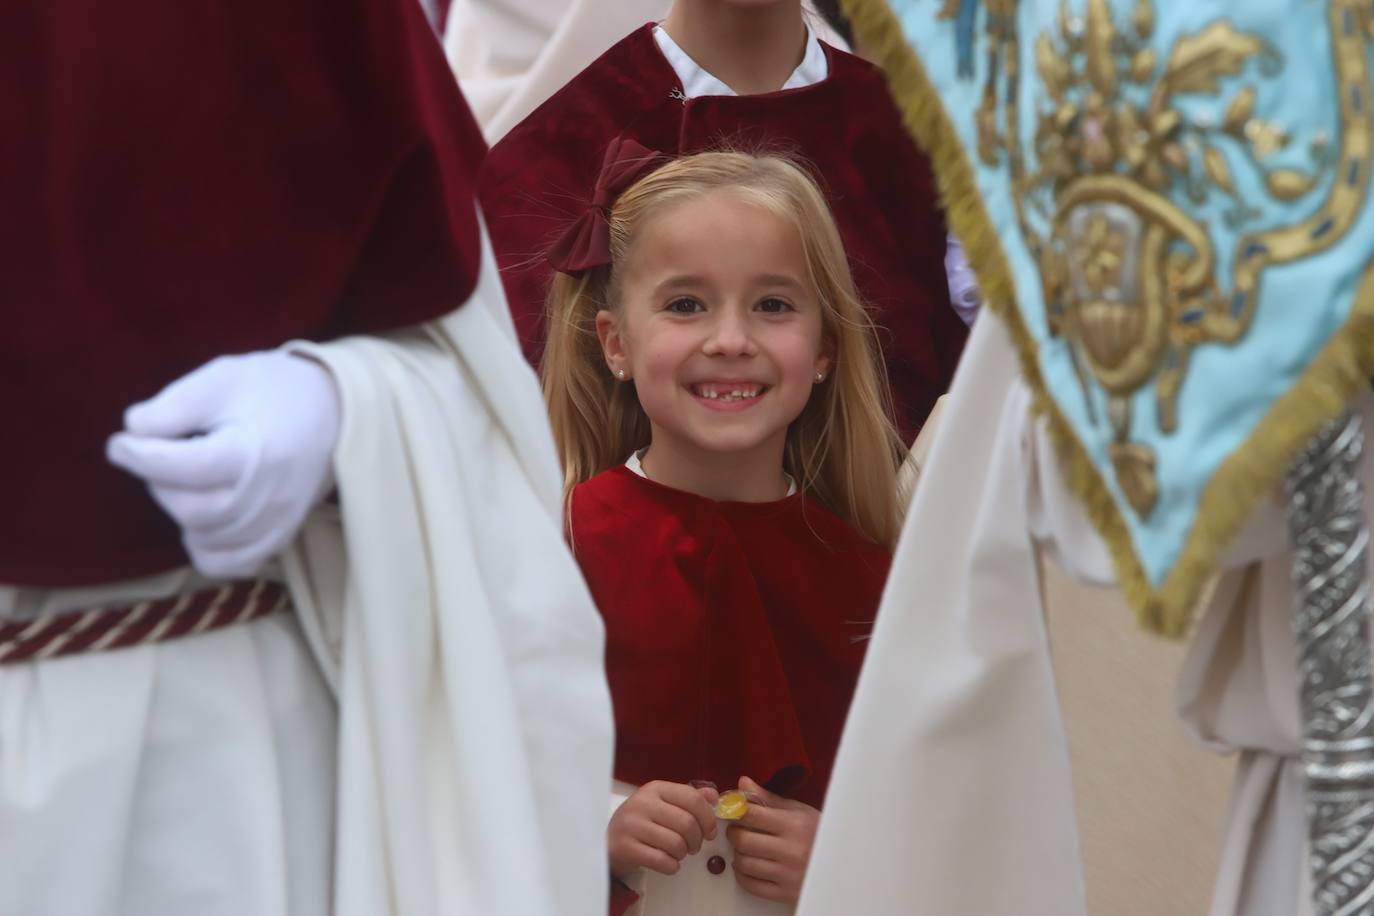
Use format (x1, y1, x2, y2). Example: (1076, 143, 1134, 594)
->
(284, 223, 615, 916)
(797, 316, 1088, 915)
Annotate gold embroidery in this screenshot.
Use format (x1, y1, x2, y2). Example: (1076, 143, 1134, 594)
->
(1109, 441, 1159, 516)
(973, 0, 1371, 517)
(837, 0, 1374, 634)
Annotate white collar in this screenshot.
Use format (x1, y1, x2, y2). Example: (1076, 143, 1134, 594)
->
(625, 450, 799, 497)
(652, 23, 828, 100)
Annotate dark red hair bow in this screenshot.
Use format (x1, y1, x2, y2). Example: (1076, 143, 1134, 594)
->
(546, 136, 665, 276)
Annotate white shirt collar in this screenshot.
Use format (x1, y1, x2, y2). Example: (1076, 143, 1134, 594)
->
(625, 450, 798, 497)
(652, 23, 829, 100)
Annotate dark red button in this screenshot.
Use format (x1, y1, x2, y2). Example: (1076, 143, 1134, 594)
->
(707, 855, 726, 875)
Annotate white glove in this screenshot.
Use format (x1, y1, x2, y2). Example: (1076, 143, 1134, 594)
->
(945, 234, 983, 325)
(107, 350, 341, 579)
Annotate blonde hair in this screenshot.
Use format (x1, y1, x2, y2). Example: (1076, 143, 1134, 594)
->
(542, 151, 903, 547)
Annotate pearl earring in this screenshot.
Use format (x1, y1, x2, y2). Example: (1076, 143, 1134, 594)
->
(814, 371, 825, 382)
(616, 369, 626, 379)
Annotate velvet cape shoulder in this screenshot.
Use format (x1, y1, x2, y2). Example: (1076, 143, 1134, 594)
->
(569, 466, 890, 806)
(3, 0, 488, 585)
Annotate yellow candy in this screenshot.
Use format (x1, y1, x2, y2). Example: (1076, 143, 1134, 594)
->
(714, 790, 749, 821)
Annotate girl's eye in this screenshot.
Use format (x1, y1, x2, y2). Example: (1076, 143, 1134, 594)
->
(665, 297, 704, 314)
(757, 297, 793, 314)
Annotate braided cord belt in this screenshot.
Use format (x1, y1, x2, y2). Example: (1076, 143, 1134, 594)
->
(0, 579, 288, 664)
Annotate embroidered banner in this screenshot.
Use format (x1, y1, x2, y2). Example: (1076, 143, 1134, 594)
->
(846, 0, 1374, 633)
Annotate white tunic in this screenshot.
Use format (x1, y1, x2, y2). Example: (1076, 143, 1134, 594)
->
(0, 567, 335, 916)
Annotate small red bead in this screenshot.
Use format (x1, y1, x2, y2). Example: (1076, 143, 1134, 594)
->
(707, 855, 726, 875)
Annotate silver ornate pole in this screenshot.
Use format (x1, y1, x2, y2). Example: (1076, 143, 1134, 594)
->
(1285, 411, 1374, 916)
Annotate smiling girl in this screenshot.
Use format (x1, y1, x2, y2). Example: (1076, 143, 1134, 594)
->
(543, 150, 899, 915)
(482, 0, 968, 444)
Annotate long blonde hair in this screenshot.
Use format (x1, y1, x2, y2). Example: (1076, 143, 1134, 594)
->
(542, 151, 903, 547)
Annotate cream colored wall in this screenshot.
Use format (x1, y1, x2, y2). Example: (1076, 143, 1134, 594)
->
(1043, 559, 1234, 916)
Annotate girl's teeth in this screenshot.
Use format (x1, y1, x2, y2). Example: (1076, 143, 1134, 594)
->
(696, 386, 760, 400)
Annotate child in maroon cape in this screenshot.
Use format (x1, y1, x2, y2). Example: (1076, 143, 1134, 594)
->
(481, 0, 966, 442)
(543, 148, 897, 914)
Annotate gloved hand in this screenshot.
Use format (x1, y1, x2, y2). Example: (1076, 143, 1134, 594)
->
(107, 350, 341, 579)
(945, 234, 982, 325)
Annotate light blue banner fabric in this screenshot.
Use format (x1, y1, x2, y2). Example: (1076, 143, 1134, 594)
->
(887, 0, 1374, 589)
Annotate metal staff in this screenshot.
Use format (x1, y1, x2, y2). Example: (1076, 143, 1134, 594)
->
(1286, 411, 1374, 915)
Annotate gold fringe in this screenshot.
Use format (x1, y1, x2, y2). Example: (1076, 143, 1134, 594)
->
(843, 0, 1374, 637)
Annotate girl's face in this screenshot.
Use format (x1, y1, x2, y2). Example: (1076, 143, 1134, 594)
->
(597, 189, 831, 462)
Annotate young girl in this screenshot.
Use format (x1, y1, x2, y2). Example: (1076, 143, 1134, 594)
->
(542, 150, 900, 915)
(482, 0, 967, 444)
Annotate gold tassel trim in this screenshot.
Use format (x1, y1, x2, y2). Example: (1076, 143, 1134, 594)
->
(842, 0, 1374, 637)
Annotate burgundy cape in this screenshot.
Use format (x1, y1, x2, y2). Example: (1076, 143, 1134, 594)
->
(4, 0, 487, 586)
(478, 24, 968, 440)
(570, 466, 889, 808)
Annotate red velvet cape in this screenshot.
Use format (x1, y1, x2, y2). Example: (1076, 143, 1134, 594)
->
(570, 466, 889, 808)
(3, 0, 487, 586)
(478, 24, 968, 441)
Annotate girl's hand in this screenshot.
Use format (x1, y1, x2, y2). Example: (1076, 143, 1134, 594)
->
(608, 780, 719, 879)
(724, 776, 821, 903)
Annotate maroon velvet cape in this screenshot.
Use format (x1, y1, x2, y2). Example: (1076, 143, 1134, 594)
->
(570, 466, 889, 808)
(478, 24, 968, 441)
(3, 0, 487, 586)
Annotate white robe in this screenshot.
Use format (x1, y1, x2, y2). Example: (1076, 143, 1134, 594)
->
(0, 224, 615, 916)
(798, 312, 1361, 914)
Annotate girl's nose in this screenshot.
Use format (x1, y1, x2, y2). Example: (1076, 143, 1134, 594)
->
(702, 308, 756, 357)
